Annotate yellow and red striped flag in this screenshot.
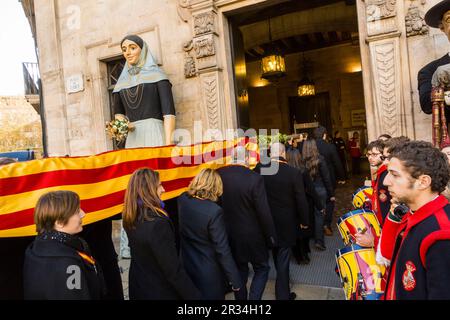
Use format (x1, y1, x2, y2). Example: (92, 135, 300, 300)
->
(0, 138, 259, 238)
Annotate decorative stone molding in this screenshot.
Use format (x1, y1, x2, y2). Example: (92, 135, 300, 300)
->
(405, 4, 429, 37)
(177, 0, 191, 23)
(183, 40, 197, 78)
(194, 35, 216, 58)
(365, 0, 398, 37)
(194, 11, 216, 36)
(201, 74, 219, 129)
(370, 40, 400, 137)
(366, 0, 397, 22)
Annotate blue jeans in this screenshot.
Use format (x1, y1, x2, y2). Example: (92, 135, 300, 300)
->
(234, 260, 270, 300)
(313, 184, 327, 246)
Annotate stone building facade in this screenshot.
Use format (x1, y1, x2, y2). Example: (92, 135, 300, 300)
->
(0, 96, 43, 154)
(22, 0, 449, 156)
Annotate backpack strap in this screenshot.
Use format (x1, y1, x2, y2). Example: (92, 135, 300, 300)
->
(419, 209, 450, 268)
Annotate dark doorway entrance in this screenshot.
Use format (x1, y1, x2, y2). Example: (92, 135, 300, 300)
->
(289, 92, 332, 135)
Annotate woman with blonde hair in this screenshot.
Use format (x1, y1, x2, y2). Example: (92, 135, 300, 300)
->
(178, 168, 241, 300)
(122, 168, 200, 300)
(23, 190, 105, 299)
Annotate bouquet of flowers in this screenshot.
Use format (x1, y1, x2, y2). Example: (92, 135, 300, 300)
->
(105, 114, 134, 143)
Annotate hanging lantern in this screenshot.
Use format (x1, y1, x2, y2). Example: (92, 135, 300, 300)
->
(261, 53, 286, 80)
(298, 78, 315, 97)
(297, 54, 315, 97)
(260, 18, 286, 81)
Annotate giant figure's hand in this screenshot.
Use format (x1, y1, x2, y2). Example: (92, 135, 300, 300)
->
(432, 63, 450, 87)
(163, 115, 176, 146)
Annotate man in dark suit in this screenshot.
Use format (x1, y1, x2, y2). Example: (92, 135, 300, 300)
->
(313, 126, 345, 236)
(419, 0, 450, 121)
(255, 143, 310, 300)
(218, 147, 277, 300)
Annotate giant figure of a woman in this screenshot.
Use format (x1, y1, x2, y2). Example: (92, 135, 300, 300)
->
(113, 34, 176, 148)
(114, 35, 176, 258)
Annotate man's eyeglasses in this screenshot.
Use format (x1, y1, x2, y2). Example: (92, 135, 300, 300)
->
(366, 153, 387, 161)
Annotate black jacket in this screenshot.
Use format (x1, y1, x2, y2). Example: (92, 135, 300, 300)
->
(23, 232, 105, 300)
(301, 167, 324, 211)
(315, 139, 345, 187)
(0, 236, 34, 300)
(217, 165, 277, 263)
(178, 193, 241, 300)
(387, 196, 450, 300)
(418, 53, 450, 116)
(79, 218, 123, 300)
(255, 158, 310, 247)
(299, 167, 324, 239)
(314, 155, 334, 198)
(126, 211, 200, 300)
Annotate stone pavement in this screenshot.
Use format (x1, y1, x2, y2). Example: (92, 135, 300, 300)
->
(113, 224, 346, 300)
(112, 173, 368, 301)
(115, 252, 344, 300)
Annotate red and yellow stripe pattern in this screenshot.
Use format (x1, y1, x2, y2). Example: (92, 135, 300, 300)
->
(0, 138, 259, 238)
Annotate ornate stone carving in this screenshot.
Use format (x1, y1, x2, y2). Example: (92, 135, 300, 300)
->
(194, 36, 215, 58)
(366, 0, 397, 22)
(184, 56, 197, 78)
(193, 12, 215, 36)
(405, 4, 429, 37)
(202, 76, 219, 129)
(183, 40, 197, 78)
(374, 42, 398, 136)
(177, 0, 190, 23)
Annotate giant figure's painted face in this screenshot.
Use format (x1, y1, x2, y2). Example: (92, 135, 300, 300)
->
(121, 39, 142, 66)
(440, 11, 450, 41)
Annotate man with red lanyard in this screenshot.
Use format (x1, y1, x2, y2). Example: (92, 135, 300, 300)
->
(356, 140, 390, 249)
(383, 141, 450, 299)
(374, 137, 411, 264)
(368, 140, 391, 225)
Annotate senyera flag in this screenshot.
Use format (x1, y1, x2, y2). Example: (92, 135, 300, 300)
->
(0, 138, 259, 238)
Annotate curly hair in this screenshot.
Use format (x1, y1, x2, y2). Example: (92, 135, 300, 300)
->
(390, 140, 450, 193)
(378, 134, 392, 141)
(367, 140, 385, 154)
(385, 136, 410, 155)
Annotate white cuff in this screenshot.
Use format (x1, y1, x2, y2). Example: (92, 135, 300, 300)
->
(375, 236, 391, 267)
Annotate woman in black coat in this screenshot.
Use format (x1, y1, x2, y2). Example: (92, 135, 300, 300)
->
(286, 149, 324, 264)
(178, 169, 242, 300)
(23, 191, 105, 300)
(302, 139, 334, 251)
(123, 168, 200, 300)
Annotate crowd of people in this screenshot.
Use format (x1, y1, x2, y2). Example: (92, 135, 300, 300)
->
(2, 124, 450, 300)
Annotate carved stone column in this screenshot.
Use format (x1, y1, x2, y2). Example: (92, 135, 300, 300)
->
(34, 0, 70, 156)
(358, 0, 415, 140)
(189, 2, 229, 133)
